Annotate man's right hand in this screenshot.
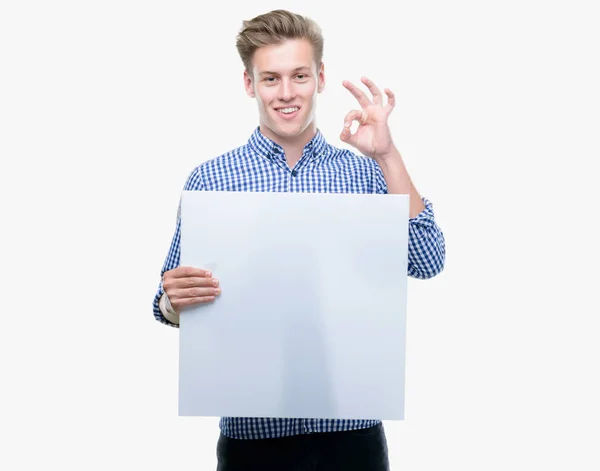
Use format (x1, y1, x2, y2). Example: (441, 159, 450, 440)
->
(162, 266, 221, 313)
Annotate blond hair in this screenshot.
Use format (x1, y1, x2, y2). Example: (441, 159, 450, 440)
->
(236, 9, 324, 77)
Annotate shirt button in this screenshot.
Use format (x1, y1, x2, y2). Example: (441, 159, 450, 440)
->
(291, 170, 298, 177)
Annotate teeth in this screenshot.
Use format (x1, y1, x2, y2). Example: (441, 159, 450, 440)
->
(278, 107, 299, 114)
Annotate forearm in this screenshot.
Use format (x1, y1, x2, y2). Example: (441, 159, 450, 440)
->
(377, 148, 425, 218)
(153, 165, 205, 328)
(153, 216, 183, 328)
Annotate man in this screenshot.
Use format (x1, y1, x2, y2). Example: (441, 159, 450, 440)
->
(153, 9, 445, 471)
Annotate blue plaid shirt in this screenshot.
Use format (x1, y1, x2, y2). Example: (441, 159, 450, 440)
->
(153, 127, 445, 439)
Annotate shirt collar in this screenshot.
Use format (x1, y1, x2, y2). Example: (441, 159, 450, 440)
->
(247, 126, 328, 162)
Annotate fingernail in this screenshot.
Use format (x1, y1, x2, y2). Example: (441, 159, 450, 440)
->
(206, 271, 212, 277)
(212, 279, 219, 287)
(214, 288, 221, 295)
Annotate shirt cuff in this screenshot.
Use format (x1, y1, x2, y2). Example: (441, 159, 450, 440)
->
(159, 292, 180, 325)
(409, 197, 437, 238)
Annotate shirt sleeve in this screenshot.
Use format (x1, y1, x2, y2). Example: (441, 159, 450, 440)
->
(407, 197, 446, 279)
(152, 167, 205, 327)
(373, 162, 446, 279)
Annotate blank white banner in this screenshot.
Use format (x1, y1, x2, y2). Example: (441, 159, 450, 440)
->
(179, 190, 409, 420)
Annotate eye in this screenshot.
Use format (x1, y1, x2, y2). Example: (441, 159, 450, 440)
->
(264, 77, 277, 83)
(296, 74, 308, 80)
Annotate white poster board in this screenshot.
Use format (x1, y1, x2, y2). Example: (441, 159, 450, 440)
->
(179, 190, 409, 420)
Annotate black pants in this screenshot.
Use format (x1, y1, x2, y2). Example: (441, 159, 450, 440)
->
(216, 422, 390, 471)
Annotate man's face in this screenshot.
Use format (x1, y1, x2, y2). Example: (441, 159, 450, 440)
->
(244, 38, 325, 143)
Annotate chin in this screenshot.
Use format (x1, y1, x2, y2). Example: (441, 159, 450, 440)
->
(271, 124, 305, 138)
(279, 127, 303, 137)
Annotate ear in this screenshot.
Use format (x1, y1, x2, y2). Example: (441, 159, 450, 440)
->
(244, 70, 255, 98)
(317, 62, 325, 93)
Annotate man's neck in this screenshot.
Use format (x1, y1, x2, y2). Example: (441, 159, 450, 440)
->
(260, 124, 317, 169)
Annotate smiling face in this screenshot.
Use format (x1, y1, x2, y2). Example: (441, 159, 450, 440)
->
(244, 38, 325, 145)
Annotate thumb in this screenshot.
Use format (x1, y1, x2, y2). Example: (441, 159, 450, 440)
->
(340, 125, 354, 144)
(340, 110, 362, 146)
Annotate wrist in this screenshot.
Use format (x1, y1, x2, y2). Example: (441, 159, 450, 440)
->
(373, 145, 402, 167)
(377, 150, 404, 175)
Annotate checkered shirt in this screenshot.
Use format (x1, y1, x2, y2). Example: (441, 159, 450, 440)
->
(153, 127, 445, 439)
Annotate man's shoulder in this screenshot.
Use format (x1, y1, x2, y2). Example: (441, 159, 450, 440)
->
(326, 144, 380, 169)
(199, 143, 250, 170)
(184, 143, 251, 186)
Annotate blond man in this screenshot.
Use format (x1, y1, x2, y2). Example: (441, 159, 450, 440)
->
(153, 9, 445, 471)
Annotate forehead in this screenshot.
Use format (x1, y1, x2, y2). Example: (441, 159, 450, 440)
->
(251, 38, 316, 73)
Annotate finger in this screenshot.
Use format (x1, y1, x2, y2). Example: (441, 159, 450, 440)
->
(384, 88, 396, 113)
(361, 76, 382, 105)
(164, 276, 218, 293)
(182, 276, 219, 289)
(170, 266, 212, 279)
(342, 80, 371, 108)
(343, 109, 364, 128)
(170, 286, 221, 300)
(173, 296, 216, 310)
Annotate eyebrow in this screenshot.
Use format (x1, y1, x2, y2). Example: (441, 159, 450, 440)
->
(258, 67, 311, 76)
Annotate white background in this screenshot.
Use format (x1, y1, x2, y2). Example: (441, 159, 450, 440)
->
(1, 0, 599, 469)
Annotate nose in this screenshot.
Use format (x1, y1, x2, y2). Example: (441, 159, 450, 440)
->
(278, 78, 296, 101)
